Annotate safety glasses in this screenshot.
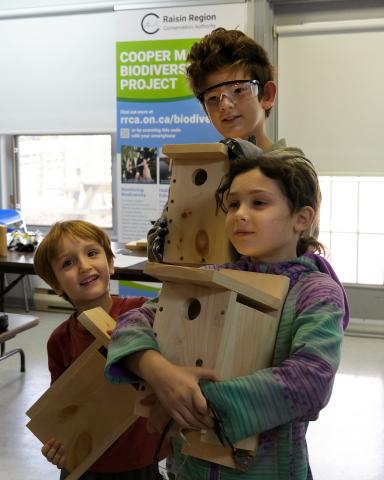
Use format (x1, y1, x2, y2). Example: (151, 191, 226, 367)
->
(197, 79, 261, 111)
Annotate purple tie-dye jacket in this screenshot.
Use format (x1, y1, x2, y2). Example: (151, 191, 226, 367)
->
(105, 254, 347, 480)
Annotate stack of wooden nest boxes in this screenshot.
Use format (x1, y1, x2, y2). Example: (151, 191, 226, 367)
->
(26, 144, 289, 478)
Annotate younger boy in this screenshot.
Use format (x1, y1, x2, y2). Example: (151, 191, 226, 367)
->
(148, 27, 305, 260)
(33, 220, 162, 480)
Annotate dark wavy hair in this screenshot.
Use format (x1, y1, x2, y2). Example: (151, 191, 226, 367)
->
(186, 28, 274, 117)
(216, 150, 324, 256)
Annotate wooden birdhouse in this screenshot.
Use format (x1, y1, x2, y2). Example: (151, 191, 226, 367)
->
(142, 262, 290, 469)
(26, 308, 139, 480)
(161, 143, 234, 265)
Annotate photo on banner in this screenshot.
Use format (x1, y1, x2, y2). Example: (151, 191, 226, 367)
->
(115, 3, 247, 244)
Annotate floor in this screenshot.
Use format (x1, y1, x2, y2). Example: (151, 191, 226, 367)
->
(1, 308, 383, 480)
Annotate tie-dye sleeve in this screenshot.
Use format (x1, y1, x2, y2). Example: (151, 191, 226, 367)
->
(200, 273, 345, 445)
(105, 298, 160, 384)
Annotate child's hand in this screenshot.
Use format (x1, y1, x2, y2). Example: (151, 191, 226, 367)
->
(143, 391, 212, 445)
(145, 358, 218, 430)
(41, 438, 66, 469)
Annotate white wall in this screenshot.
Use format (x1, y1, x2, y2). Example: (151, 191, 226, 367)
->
(0, 0, 240, 134)
(273, 0, 384, 322)
(0, 11, 116, 134)
(277, 20, 384, 175)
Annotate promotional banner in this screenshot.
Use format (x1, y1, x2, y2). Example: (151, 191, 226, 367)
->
(116, 3, 247, 243)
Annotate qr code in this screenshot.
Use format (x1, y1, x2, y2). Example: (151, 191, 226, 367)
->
(120, 128, 130, 139)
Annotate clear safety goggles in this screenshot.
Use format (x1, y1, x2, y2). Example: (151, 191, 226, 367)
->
(197, 79, 261, 111)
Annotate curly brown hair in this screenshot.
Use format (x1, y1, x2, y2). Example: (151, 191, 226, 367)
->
(186, 28, 275, 117)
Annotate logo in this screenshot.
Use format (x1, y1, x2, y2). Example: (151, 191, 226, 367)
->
(141, 13, 160, 34)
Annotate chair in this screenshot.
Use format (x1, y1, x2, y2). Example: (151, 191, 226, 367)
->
(0, 313, 39, 371)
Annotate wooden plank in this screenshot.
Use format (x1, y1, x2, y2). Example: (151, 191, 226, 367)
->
(126, 238, 147, 250)
(134, 383, 154, 418)
(27, 347, 138, 479)
(181, 430, 256, 470)
(26, 341, 101, 419)
(78, 307, 115, 348)
(162, 143, 228, 161)
(155, 284, 236, 372)
(78, 307, 151, 417)
(0, 225, 7, 257)
(181, 430, 237, 469)
(215, 301, 280, 378)
(27, 308, 140, 479)
(144, 263, 289, 312)
(219, 268, 290, 303)
(162, 143, 231, 265)
(78, 308, 156, 419)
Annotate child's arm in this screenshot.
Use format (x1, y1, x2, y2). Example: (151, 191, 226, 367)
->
(198, 274, 345, 445)
(105, 301, 218, 430)
(127, 349, 217, 429)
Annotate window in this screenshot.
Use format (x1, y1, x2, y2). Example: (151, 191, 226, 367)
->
(319, 176, 384, 285)
(17, 134, 113, 228)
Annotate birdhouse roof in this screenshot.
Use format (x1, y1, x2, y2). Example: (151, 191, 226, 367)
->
(162, 143, 228, 163)
(144, 263, 289, 313)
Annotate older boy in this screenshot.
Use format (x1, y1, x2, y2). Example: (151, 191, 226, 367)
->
(148, 28, 305, 260)
(33, 220, 163, 480)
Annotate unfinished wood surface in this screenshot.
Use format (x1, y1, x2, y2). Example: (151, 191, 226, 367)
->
(161, 143, 232, 265)
(162, 143, 228, 161)
(78, 307, 153, 417)
(181, 430, 244, 470)
(154, 284, 261, 457)
(27, 344, 138, 479)
(78, 307, 116, 348)
(27, 306, 117, 419)
(0, 225, 7, 257)
(126, 238, 147, 250)
(26, 341, 101, 420)
(155, 284, 236, 372)
(27, 307, 140, 480)
(144, 262, 289, 313)
(147, 265, 289, 467)
(133, 383, 155, 418)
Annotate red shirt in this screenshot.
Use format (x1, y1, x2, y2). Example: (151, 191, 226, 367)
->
(47, 296, 162, 473)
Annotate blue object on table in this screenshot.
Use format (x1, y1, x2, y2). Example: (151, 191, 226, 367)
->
(0, 209, 26, 232)
(0, 210, 30, 311)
